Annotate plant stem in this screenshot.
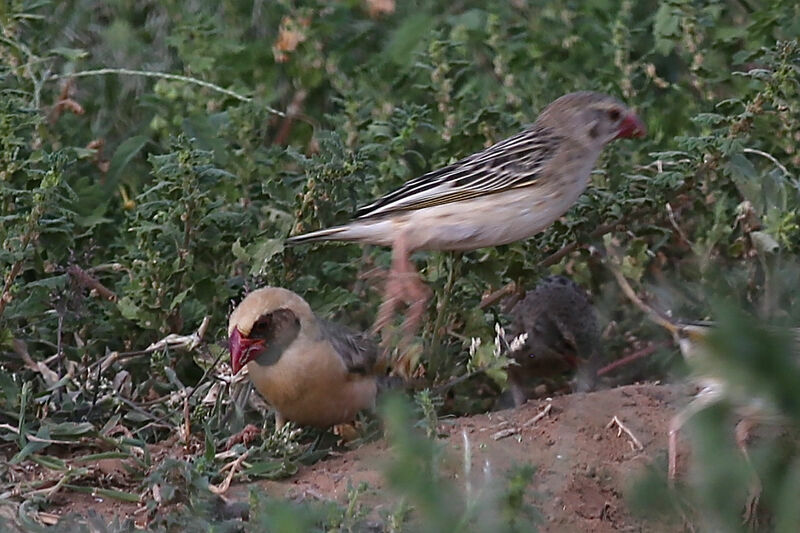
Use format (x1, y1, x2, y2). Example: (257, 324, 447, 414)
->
(429, 252, 461, 376)
(0, 206, 42, 320)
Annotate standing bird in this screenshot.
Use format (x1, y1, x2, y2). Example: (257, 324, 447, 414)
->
(286, 91, 646, 341)
(506, 275, 602, 406)
(228, 286, 382, 428)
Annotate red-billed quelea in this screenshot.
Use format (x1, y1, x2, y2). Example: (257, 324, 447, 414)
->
(287, 91, 646, 339)
(228, 286, 382, 428)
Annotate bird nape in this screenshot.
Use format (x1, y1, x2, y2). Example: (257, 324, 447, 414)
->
(286, 90, 646, 370)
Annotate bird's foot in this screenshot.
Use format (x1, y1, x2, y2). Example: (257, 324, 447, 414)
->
(372, 268, 430, 378)
(225, 423, 261, 450)
(332, 423, 360, 443)
(743, 485, 761, 531)
(372, 270, 431, 340)
(393, 339, 425, 379)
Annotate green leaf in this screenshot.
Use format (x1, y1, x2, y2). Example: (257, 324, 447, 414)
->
(11, 437, 49, 464)
(30, 454, 67, 470)
(117, 296, 142, 321)
(169, 287, 191, 311)
(47, 421, 95, 438)
(49, 47, 89, 61)
(725, 153, 762, 213)
(64, 484, 141, 503)
(653, 3, 681, 55)
(249, 238, 285, 276)
(106, 135, 149, 191)
(232, 238, 250, 262)
(244, 460, 298, 479)
(385, 12, 436, 65)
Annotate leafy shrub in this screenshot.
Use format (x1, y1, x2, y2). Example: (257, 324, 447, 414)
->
(1, 0, 799, 530)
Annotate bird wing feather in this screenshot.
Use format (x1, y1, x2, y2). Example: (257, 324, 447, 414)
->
(355, 126, 562, 219)
(316, 317, 379, 375)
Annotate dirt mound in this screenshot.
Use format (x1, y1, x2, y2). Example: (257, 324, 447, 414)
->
(247, 383, 684, 532)
(51, 384, 688, 531)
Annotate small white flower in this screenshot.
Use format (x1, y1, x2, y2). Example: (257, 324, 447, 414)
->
(493, 323, 506, 357)
(469, 337, 481, 356)
(509, 332, 529, 353)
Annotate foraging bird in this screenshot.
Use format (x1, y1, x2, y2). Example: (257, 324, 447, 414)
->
(665, 322, 800, 468)
(286, 91, 645, 340)
(612, 263, 799, 524)
(506, 275, 602, 406)
(228, 287, 382, 428)
(663, 321, 787, 525)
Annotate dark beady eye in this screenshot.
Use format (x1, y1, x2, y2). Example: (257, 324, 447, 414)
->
(250, 314, 273, 338)
(608, 108, 621, 121)
(249, 308, 299, 340)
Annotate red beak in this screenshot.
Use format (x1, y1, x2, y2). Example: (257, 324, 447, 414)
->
(229, 327, 265, 374)
(616, 112, 646, 139)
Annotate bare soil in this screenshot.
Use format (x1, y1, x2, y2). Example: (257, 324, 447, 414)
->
(50, 383, 690, 531)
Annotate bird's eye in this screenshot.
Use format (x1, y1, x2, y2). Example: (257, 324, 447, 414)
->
(250, 314, 272, 337)
(608, 109, 621, 121)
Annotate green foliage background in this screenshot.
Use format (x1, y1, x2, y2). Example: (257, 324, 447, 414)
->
(1, 0, 800, 530)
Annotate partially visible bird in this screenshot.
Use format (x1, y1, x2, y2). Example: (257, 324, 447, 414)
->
(228, 286, 383, 429)
(607, 258, 798, 525)
(664, 322, 800, 473)
(662, 321, 799, 526)
(505, 275, 602, 406)
(286, 91, 646, 343)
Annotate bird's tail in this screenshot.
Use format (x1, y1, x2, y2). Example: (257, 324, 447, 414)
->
(285, 225, 352, 245)
(286, 220, 393, 246)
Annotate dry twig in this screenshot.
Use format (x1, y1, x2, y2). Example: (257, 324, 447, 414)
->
(209, 450, 251, 495)
(596, 341, 670, 376)
(491, 427, 519, 440)
(606, 415, 644, 451)
(67, 265, 117, 301)
(604, 240, 678, 334)
(479, 216, 628, 310)
(522, 401, 553, 428)
(491, 402, 552, 439)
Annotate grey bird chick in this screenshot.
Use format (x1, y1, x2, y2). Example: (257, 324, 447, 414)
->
(506, 275, 601, 406)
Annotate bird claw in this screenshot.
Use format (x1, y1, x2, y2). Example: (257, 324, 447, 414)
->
(332, 423, 360, 442)
(373, 295, 400, 338)
(373, 270, 431, 341)
(743, 487, 760, 530)
(225, 423, 261, 450)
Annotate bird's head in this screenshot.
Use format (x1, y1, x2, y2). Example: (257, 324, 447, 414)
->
(536, 91, 646, 147)
(228, 287, 310, 374)
(674, 322, 714, 363)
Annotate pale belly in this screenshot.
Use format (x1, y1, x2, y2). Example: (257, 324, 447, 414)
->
(400, 184, 586, 251)
(275, 377, 377, 427)
(247, 352, 378, 428)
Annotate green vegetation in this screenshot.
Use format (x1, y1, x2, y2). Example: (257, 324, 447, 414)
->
(1, 0, 799, 530)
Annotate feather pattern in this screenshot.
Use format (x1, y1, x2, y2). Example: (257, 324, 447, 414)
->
(316, 316, 379, 375)
(355, 126, 563, 219)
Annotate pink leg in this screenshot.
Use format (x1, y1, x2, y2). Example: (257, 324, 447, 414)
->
(372, 233, 431, 339)
(225, 423, 261, 450)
